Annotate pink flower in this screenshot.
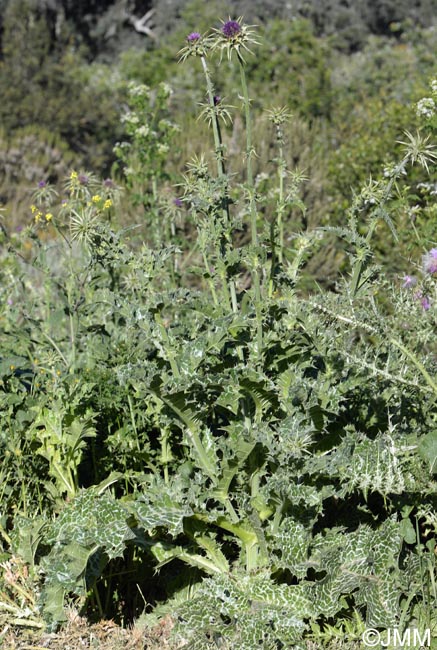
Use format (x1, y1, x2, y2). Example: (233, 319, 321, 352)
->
(402, 275, 417, 288)
(421, 296, 431, 310)
(422, 248, 437, 275)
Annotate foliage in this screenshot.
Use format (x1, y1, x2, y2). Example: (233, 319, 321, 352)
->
(0, 0, 125, 171)
(1, 12, 437, 650)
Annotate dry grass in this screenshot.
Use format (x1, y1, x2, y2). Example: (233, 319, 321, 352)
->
(0, 611, 177, 649)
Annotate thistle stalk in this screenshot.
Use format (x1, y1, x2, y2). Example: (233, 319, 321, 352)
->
(277, 154, 285, 265)
(238, 53, 263, 355)
(237, 54, 257, 248)
(266, 106, 292, 295)
(200, 56, 228, 207)
(349, 156, 407, 297)
(199, 55, 240, 313)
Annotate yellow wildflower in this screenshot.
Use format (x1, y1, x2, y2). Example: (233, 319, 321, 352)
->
(91, 194, 102, 203)
(45, 213, 53, 222)
(70, 171, 78, 180)
(34, 211, 42, 223)
(103, 199, 113, 210)
(31, 204, 37, 214)
(9, 365, 15, 371)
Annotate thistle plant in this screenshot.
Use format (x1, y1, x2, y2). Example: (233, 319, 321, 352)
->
(265, 106, 292, 270)
(335, 127, 437, 298)
(179, 29, 241, 315)
(180, 19, 267, 353)
(2, 18, 437, 649)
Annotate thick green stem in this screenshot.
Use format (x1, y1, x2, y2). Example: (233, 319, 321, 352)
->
(200, 56, 239, 313)
(160, 428, 170, 484)
(200, 56, 227, 190)
(269, 148, 285, 297)
(238, 56, 257, 247)
(202, 251, 219, 306)
(238, 55, 263, 355)
(277, 151, 285, 264)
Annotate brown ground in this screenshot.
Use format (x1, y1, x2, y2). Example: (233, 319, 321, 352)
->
(0, 613, 177, 649)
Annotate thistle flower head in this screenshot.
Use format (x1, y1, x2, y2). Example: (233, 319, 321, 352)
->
(397, 130, 437, 173)
(222, 20, 241, 38)
(78, 173, 89, 186)
(178, 31, 210, 62)
(198, 95, 234, 126)
(212, 17, 259, 62)
(422, 248, 437, 275)
(421, 295, 431, 311)
(413, 287, 432, 311)
(265, 106, 293, 126)
(402, 274, 417, 288)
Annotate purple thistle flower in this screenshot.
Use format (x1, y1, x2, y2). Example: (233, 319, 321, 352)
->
(213, 95, 221, 106)
(187, 32, 201, 42)
(402, 275, 417, 288)
(413, 289, 432, 311)
(15, 225, 23, 233)
(103, 178, 115, 189)
(222, 20, 241, 38)
(421, 296, 431, 311)
(423, 247, 437, 274)
(38, 180, 47, 189)
(78, 174, 89, 186)
(174, 198, 183, 208)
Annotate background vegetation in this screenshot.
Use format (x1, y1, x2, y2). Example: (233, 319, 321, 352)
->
(1, 1, 437, 648)
(1, 0, 437, 283)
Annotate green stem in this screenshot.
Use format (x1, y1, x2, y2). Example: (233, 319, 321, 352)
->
(127, 394, 141, 453)
(200, 56, 228, 211)
(66, 254, 77, 368)
(238, 54, 263, 355)
(202, 251, 219, 306)
(272, 501, 284, 535)
(200, 55, 238, 313)
(238, 55, 256, 247)
(0, 523, 12, 547)
(269, 150, 285, 297)
(156, 394, 217, 481)
(39, 330, 68, 367)
(154, 313, 180, 378)
(92, 583, 104, 618)
(389, 337, 437, 396)
(350, 158, 406, 297)
(51, 459, 76, 497)
(160, 427, 170, 484)
(277, 149, 285, 265)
